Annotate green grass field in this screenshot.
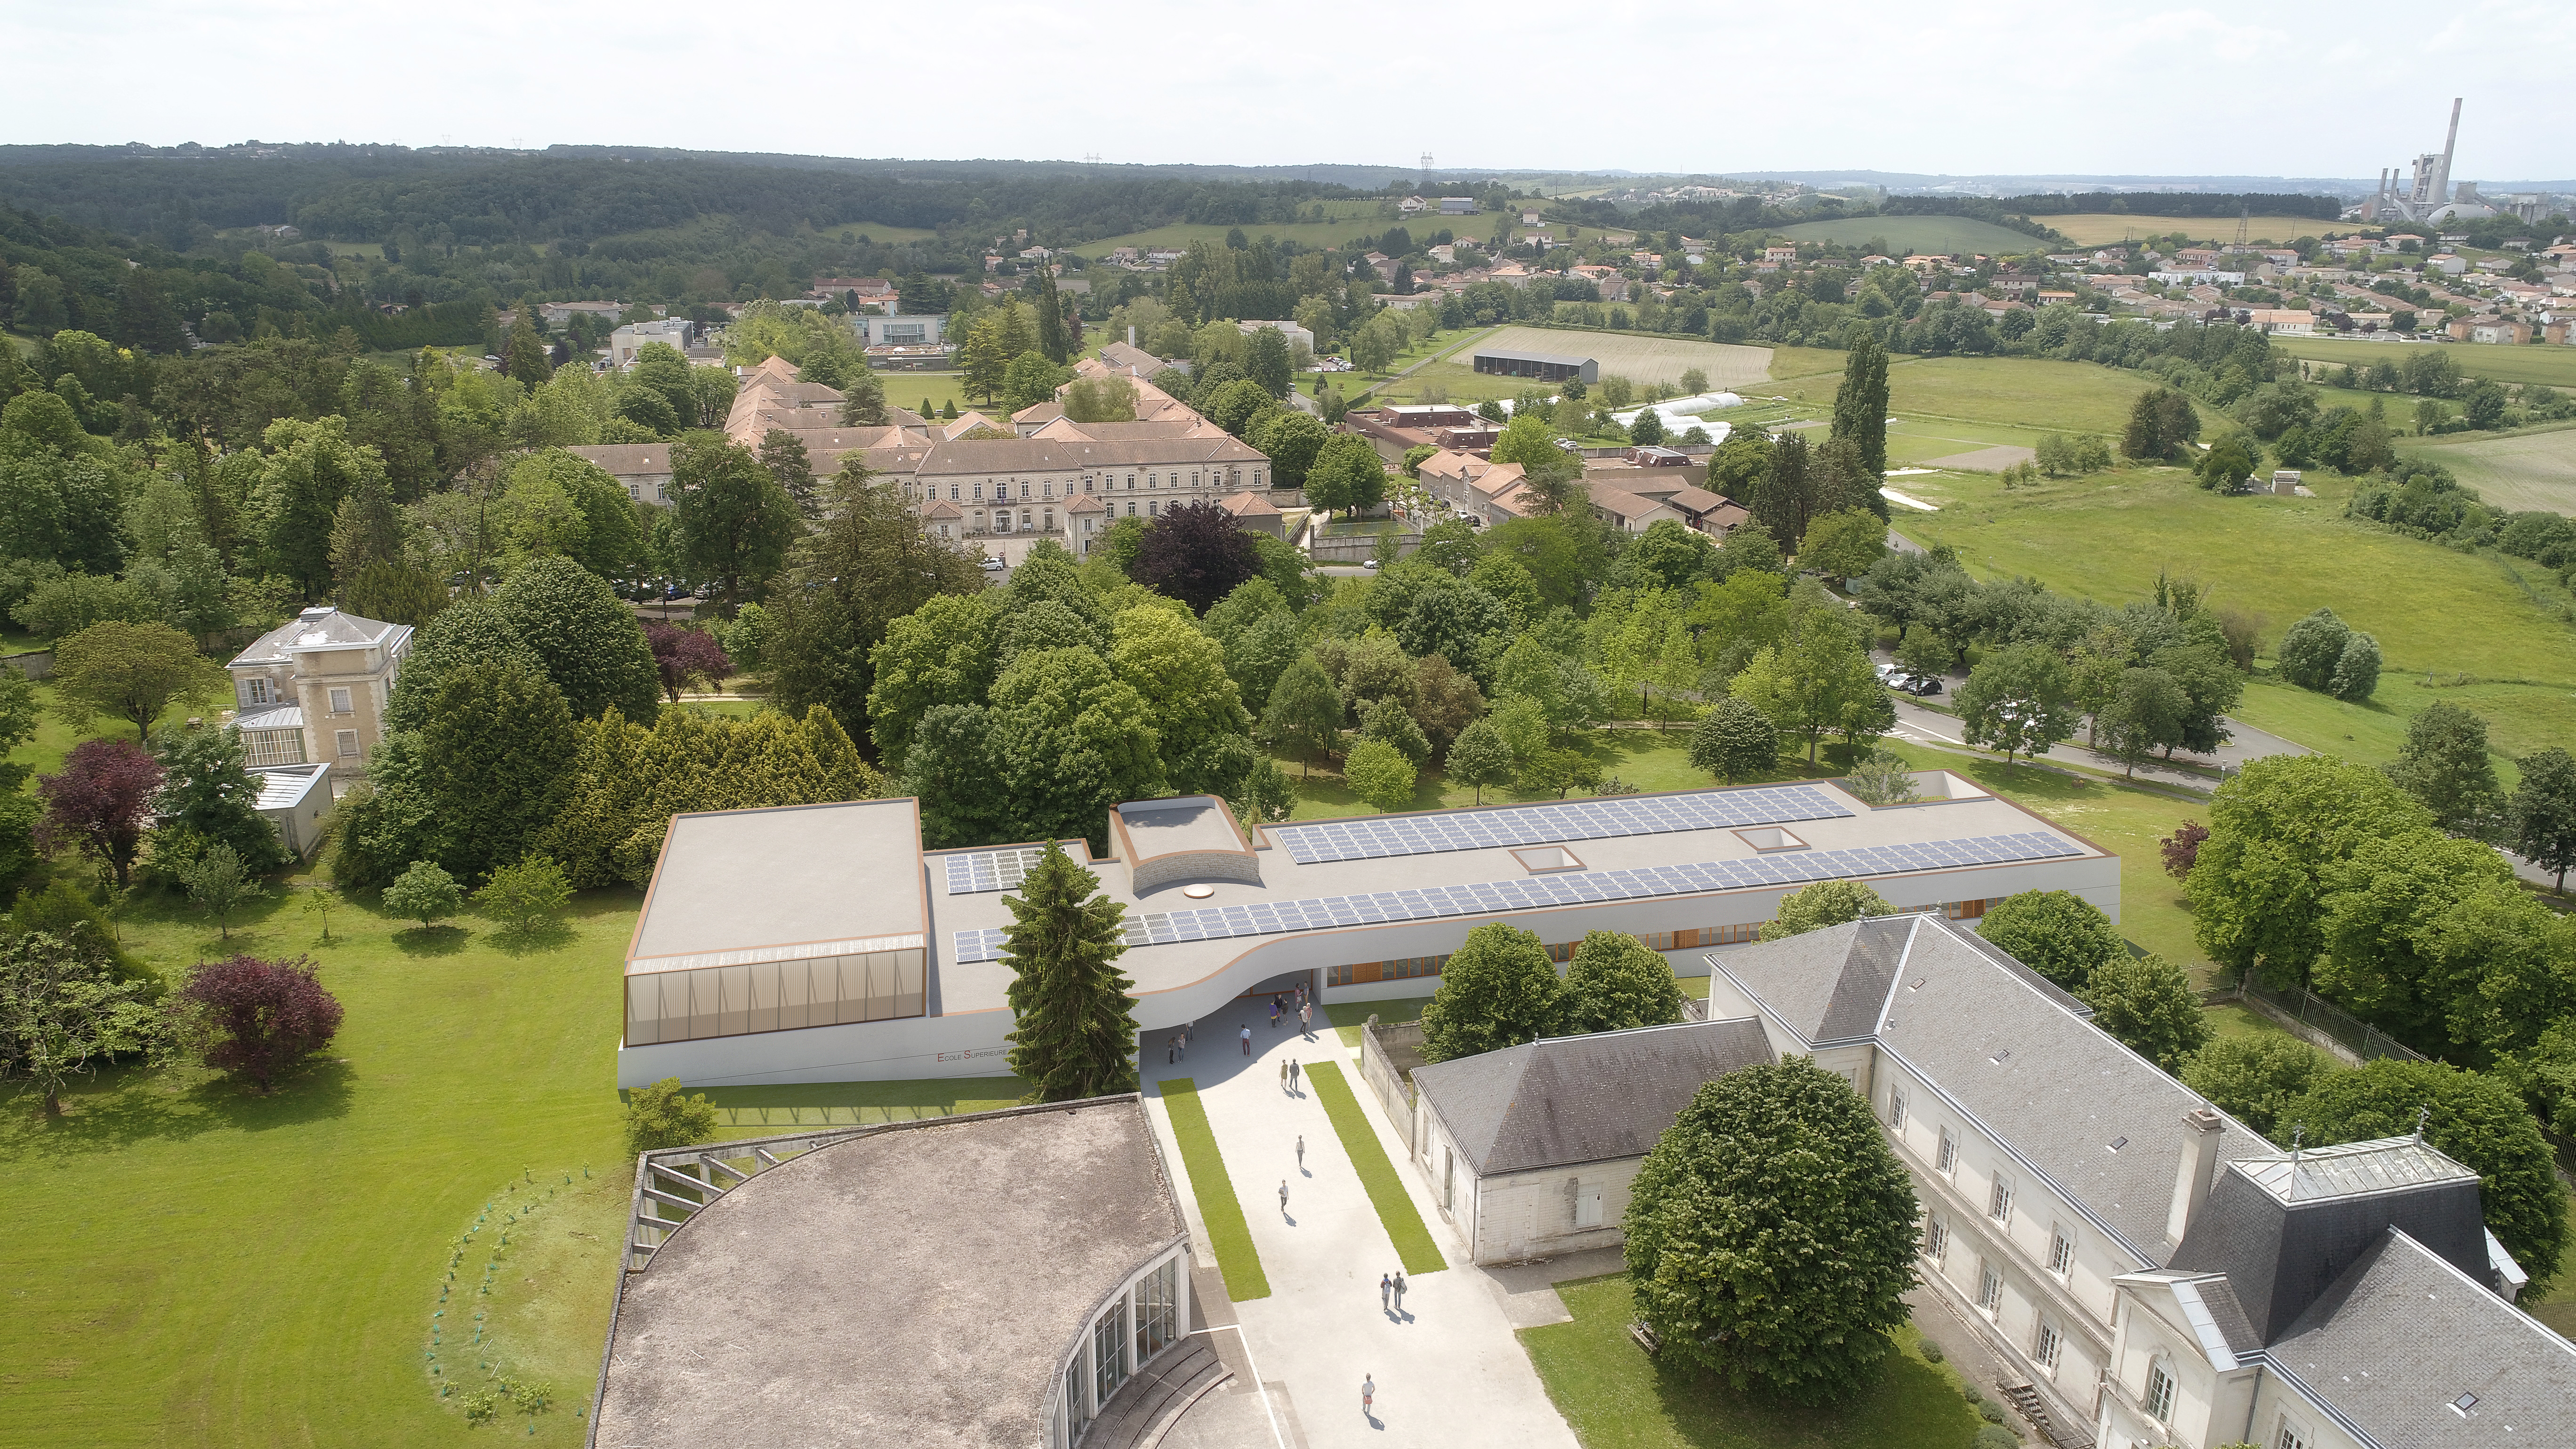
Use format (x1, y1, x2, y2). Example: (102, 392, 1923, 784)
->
(1304, 1062, 1446, 1274)
(1522, 1275, 1984, 1449)
(1904, 465, 2576, 684)
(1325, 996, 1437, 1046)
(1775, 215, 2047, 257)
(2040, 214, 2338, 248)
(1068, 203, 1412, 261)
(2272, 335, 2576, 392)
(1156, 1078, 1271, 1301)
(1777, 355, 2177, 439)
(2404, 425, 2576, 515)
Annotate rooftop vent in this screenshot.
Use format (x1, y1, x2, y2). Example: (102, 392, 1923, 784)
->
(1989, 1049, 2012, 1065)
(2451, 1393, 2479, 1417)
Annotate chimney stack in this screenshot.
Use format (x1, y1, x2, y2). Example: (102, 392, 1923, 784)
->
(2166, 1106, 2226, 1245)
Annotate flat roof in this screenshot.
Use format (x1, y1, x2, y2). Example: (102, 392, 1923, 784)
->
(594, 1097, 1182, 1448)
(926, 775, 2109, 1014)
(1474, 348, 1595, 367)
(1116, 796, 1244, 860)
(628, 800, 926, 972)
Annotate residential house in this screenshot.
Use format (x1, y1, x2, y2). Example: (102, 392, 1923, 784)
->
(566, 443, 678, 504)
(1399, 195, 1427, 215)
(1586, 480, 1687, 533)
(2243, 309, 2315, 336)
(606, 319, 697, 369)
(1763, 245, 1798, 264)
(2462, 316, 2532, 345)
(808, 277, 894, 309)
(1237, 319, 1315, 354)
(1410, 1018, 1775, 1264)
(1520, 209, 1543, 226)
(2428, 253, 2469, 275)
(1416, 448, 1537, 525)
(1092, 341, 1168, 378)
(226, 606, 414, 776)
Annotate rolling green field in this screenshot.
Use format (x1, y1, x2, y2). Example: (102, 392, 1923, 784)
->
(1067, 201, 1412, 261)
(2402, 425, 2576, 515)
(2271, 335, 2576, 392)
(1775, 354, 2175, 439)
(1775, 214, 2048, 257)
(2041, 214, 2338, 248)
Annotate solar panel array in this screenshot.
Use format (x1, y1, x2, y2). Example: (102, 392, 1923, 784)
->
(942, 847, 1055, 895)
(1265, 785, 1852, 865)
(947, 830, 2080, 964)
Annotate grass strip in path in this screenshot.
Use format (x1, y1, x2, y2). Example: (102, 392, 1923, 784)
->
(1156, 1079, 1270, 1301)
(1303, 1062, 1447, 1275)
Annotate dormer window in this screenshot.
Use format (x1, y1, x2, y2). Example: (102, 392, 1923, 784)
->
(246, 677, 274, 706)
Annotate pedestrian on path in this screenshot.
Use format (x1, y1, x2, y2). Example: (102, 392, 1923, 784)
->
(1290, 1058, 1301, 1093)
(1394, 1271, 1407, 1316)
(1240, 1025, 1251, 1055)
(1362, 1374, 1374, 1417)
(1279, 1059, 1288, 1091)
(1279, 1180, 1290, 1217)
(1300, 1002, 1312, 1038)
(1271, 994, 1283, 1028)
(1179, 1027, 1188, 1060)
(1296, 1134, 1305, 1172)
(1380, 1273, 1392, 1312)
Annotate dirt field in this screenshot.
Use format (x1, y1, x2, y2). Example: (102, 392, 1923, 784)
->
(1472, 326, 1772, 390)
(1923, 445, 2038, 473)
(2408, 427, 2576, 515)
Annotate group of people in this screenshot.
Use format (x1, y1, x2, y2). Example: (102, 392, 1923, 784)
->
(1268, 985, 1314, 1039)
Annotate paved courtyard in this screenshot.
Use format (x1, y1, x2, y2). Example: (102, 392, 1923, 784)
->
(1144, 989, 1582, 1448)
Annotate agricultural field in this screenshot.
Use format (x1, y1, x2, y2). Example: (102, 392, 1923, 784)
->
(2040, 214, 2340, 248)
(2404, 425, 2576, 515)
(2271, 335, 2576, 392)
(1066, 202, 1417, 261)
(1774, 214, 2049, 257)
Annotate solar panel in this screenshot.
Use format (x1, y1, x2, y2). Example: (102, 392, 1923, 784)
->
(950, 927, 1011, 963)
(942, 846, 1055, 895)
(1264, 785, 1854, 865)
(1088, 829, 2083, 954)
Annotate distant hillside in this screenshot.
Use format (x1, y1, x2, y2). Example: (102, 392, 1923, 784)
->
(1775, 215, 2047, 255)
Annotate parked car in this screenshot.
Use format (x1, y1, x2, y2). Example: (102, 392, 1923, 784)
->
(980, 556, 1006, 571)
(1362, 558, 1381, 570)
(1889, 672, 1942, 696)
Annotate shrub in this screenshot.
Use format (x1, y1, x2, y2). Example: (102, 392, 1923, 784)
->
(625, 1076, 720, 1152)
(1344, 738, 1418, 813)
(175, 954, 343, 1092)
(474, 856, 572, 935)
(383, 861, 465, 928)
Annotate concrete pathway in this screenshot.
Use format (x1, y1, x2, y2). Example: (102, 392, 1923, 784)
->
(1143, 991, 1579, 1449)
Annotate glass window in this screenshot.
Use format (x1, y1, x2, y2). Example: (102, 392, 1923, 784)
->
(2275, 1421, 2309, 1449)
(2145, 1365, 2176, 1421)
(1093, 1299, 1128, 1408)
(1924, 1215, 1948, 1265)
(246, 676, 273, 705)
(973, 482, 984, 499)
(328, 687, 353, 714)
(1134, 1256, 1179, 1363)
(335, 729, 360, 758)
(1937, 1128, 1957, 1175)
(2035, 1322, 2061, 1370)
(1989, 1176, 2013, 1223)
(1065, 1356, 1089, 1438)
(2048, 1230, 2073, 1276)
(1979, 1263, 2002, 1315)
(1888, 1091, 1908, 1131)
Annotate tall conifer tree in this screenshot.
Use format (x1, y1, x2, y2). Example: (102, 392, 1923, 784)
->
(1829, 331, 1890, 481)
(1002, 845, 1141, 1101)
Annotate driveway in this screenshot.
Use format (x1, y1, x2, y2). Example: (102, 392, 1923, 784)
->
(1143, 992, 1580, 1449)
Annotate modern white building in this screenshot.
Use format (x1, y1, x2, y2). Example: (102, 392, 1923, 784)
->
(861, 313, 946, 346)
(613, 773, 2119, 1088)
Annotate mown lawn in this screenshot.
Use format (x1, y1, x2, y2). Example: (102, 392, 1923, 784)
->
(1156, 1078, 1271, 1301)
(1305, 1062, 1445, 1275)
(1522, 1274, 1984, 1449)
(1777, 355, 2180, 438)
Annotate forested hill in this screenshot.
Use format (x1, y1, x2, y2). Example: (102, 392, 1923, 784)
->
(0, 145, 1417, 248)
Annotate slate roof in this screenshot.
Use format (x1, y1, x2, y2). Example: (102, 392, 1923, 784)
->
(228, 607, 405, 667)
(2170, 1139, 2492, 1344)
(1712, 916, 2275, 1263)
(564, 443, 675, 477)
(1093, 342, 1167, 377)
(1412, 1017, 1773, 1176)
(2269, 1229, 2576, 1446)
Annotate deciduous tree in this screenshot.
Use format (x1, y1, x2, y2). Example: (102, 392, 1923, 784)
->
(670, 431, 798, 610)
(36, 737, 161, 889)
(176, 954, 343, 1093)
(382, 861, 463, 929)
(2508, 747, 2576, 891)
(1977, 889, 2125, 990)
(1558, 930, 1685, 1035)
(2189, 755, 2430, 988)
(474, 855, 573, 935)
(1261, 655, 1342, 776)
(2383, 701, 2502, 834)
(0, 933, 161, 1116)
(1688, 696, 1779, 784)
(644, 622, 732, 704)
(1445, 716, 1511, 805)
(1758, 879, 1893, 942)
(2097, 666, 2190, 779)
(1419, 922, 1561, 1063)
(1625, 1057, 1919, 1404)
(1345, 737, 1417, 813)
(990, 647, 1165, 851)
(2181, 1035, 2334, 1138)
(1955, 642, 2077, 765)
(50, 620, 224, 740)
(2078, 951, 2209, 1073)
(490, 555, 663, 722)
(1133, 500, 1259, 615)
(624, 1076, 719, 1153)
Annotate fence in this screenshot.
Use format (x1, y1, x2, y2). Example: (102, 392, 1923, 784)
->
(2233, 980, 2426, 1066)
(1359, 1017, 1428, 1154)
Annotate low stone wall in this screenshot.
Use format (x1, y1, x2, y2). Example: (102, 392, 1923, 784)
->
(1311, 532, 1421, 564)
(1360, 1018, 1428, 1154)
(0, 650, 51, 680)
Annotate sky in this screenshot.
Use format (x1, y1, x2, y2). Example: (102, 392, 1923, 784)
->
(10, 0, 2576, 183)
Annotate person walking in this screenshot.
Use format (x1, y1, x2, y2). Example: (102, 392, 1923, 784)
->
(1379, 1273, 1392, 1312)
(1300, 1002, 1312, 1038)
(1178, 1026, 1187, 1061)
(1289, 1058, 1301, 1093)
(1393, 1270, 1407, 1316)
(1361, 1374, 1374, 1418)
(1279, 1059, 1287, 1091)
(1279, 1180, 1290, 1217)
(1240, 1025, 1251, 1055)
(1296, 1134, 1305, 1172)
(1167, 1034, 1178, 1065)
(1271, 995, 1282, 1028)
